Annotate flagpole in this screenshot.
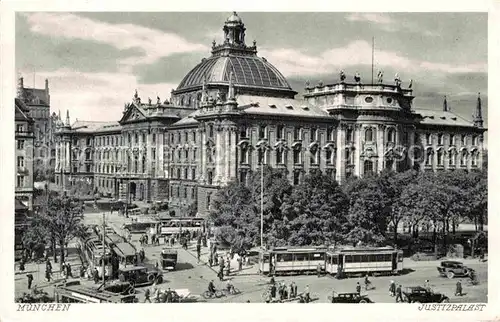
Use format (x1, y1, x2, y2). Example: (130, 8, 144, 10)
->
(371, 36, 375, 85)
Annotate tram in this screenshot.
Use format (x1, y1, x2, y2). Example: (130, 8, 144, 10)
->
(156, 218, 205, 236)
(325, 246, 404, 278)
(54, 280, 136, 303)
(258, 246, 327, 275)
(81, 233, 113, 278)
(258, 245, 404, 277)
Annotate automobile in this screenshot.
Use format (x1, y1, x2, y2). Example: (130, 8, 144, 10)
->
(161, 248, 178, 270)
(118, 266, 163, 287)
(327, 292, 373, 303)
(437, 260, 474, 279)
(402, 286, 449, 303)
(99, 281, 135, 295)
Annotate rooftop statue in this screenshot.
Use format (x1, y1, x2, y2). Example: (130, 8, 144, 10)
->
(148, 97, 152, 105)
(354, 72, 361, 83)
(377, 70, 384, 84)
(394, 73, 401, 87)
(157, 96, 161, 104)
(408, 79, 413, 89)
(340, 70, 346, 82)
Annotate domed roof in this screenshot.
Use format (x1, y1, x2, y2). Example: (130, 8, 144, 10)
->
(177, 55, 293, 91)
(226, 12, 242, 23)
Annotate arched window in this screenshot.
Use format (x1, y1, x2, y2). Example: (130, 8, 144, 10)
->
(471, 151, 478, 167)
(461, 150, 468, 166)
(184, 168, 188, 179)
(461, 135, 467, 145)
(426, 133, 432, 145)
(365, 128, 373, 142)
(387, 128, 396, 143)
(277, 125, 284, 140)
(259, 126, 267, 139)
(294, 127, 301, 141)
(449, 150, 456, 166)
(450, 134, 455, 145)
(258, 148, 265, 165)
(177, 168, 181, 178)
(425, 148, 433, 166)
(208, 124, 214, 138)
(438, 134, 444, 145)
(437, 149, 443, 166)
(346, 128, 354, 143)
(364, 160, 374, 176)
(310, 146, 318, 165)
(293, 149, 301, 164)
(311, 128, 317, 142)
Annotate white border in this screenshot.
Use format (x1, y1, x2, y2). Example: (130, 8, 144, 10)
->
(1, 1, 498, 322)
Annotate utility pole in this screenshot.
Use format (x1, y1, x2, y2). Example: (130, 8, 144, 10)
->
(260, 164, 264, 249)
(102, 212, 106, 286)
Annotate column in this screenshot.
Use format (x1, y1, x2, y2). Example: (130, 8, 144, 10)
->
(335, 125, 345, 183)
(377, 124, 385, 172)
(354, 124, 361, 177)
(230, 128, 237, 181)
(200, 128, 206, 183)
(159, 130, 164, 177)
(224, 128, 230, 183)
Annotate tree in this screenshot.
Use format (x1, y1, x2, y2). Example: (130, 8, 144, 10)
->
(280, 171, 349, 246)
(343, 175, 391, 246)
(39, 194, 86, 267)
(209, 166, 292, 249)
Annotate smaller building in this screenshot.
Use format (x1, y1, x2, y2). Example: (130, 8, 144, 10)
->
(15, 98, 35, 210)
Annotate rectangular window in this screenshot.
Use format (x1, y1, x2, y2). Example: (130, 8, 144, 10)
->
(17, 156, 24, 167)
(152, 148, 156, 160)
(293, 150, 301, 164)
(294, 127, 301, 141)
(277, 125, 284, 140)
(191, 187, 196, 199)
(152, 133, 156, 144)
(276, 150, 282, 164)
(17, 140, 24, 150)
(426, 133, 432, 145)
(310, 128, 317, 142)
(193, 131, 197, 143)
(293, 171, 300, 185)
(16, 124, 24, 132)
(346, 128, 353, 143)
(16, 175, 23, 187)
(326, 149, 333, 164)
(327, 127, 334, 141)
(192, 168, 196, 180)
(86, 165, 91, 172)
(259, 126, 266, 139)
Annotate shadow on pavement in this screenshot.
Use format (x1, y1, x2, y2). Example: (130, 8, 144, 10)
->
(175, 263, 195, 271)
(399, 268, 416, 276)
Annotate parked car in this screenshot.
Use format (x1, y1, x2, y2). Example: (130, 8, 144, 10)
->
(118, 266, 163, 287)
(437, 260, 474, 279)
(328, 292, 373, 303)
(402, 286, 449, 303)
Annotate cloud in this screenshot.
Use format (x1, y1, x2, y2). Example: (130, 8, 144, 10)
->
(22, 13, 208, 71)
(18, 68, 177, 122)
(260, 40, 486, 78)
(345, 13, 438, 36)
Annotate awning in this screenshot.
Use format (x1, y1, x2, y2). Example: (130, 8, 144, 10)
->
(112, 242, 137, 258)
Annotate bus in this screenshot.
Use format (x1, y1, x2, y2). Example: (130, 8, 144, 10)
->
(112, 242, 138, 268)
(156, 218, 205, 236)
(325, 246, 404, 278)
(54, 280, 136, 303)
(258, 246, 327, 275)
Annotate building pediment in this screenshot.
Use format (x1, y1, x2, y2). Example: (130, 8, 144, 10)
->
(119, 104, 147, 124)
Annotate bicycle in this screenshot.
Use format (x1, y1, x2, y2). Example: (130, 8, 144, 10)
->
(202, 289, 225, 299)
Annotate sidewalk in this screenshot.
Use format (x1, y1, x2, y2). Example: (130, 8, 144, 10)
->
(184, 243, 259, 277)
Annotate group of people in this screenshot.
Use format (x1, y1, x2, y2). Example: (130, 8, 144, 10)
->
(144, 287, 177, 303)
(264, 278, 306, 303)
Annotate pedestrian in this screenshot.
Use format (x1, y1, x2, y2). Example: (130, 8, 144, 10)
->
(66, 262, 73, 278)
(424, 279, 431, 291)
(389, 280, 396, 297)
(93, 268, 99, 284)
(208, 254, 213, 267)
(45, 269, 51, 282)
(292, 282, 298, 298)
(144, 288, 151, 303)
(196, 244, 201, 263)
(356, 282, 361, 295)
(46, 259, 52, 274)
(270, 283, 276, 299)
(288, 282, 294, 299)
(155, 261, 159, 269)
(225, 258, 231, 276)
(317, 263, 322, 278)
(166, 288, 173, 303)
(61, 262, 67, 278)
(80, 265, 86, 278)
(27, 274, 33, 289)
(19, 259, 25, 272)
(455, 280, 463, 296)
(304, 285, 311, 303)
(237, 256, 242, 271)
(395, 284, 403, 303)
(154, 288, 160, 303)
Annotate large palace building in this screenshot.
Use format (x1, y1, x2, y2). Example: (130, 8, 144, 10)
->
(53, 12, 486, 216)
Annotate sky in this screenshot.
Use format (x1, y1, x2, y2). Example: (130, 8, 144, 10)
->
(15, 12, 487, 125)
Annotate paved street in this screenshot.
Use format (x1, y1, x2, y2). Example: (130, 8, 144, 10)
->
(14, 210, 487, 303)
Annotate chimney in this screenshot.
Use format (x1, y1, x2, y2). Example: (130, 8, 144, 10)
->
(473, 92, 483, 128)
(443, 96, 449, 112)
(17, 77, 24, 100)
(45, 79, 50, 105)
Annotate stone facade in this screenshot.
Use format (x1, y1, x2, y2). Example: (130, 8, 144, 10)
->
(16, 77, 58, 179)
(15, 99, 35, 210)
(53, 12, 487, 218)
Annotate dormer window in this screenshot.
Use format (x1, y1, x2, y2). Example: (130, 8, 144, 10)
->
(269, 104, 277, 109)
(285, 104, 293, 110)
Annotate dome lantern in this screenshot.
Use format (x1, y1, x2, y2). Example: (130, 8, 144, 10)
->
(223, 12, 246, 46)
